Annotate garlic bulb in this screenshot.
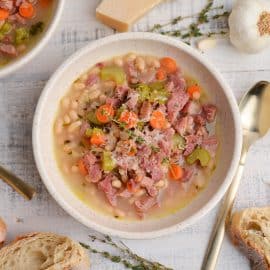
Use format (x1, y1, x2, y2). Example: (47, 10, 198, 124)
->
(229, 0, 270, 53)
(0, 218, 7, 245)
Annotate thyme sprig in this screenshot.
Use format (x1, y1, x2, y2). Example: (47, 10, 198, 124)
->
(80, 234, 173, 270)
(149, 0, 229, 42)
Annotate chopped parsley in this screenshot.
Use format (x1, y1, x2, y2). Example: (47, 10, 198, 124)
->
(151, 145, 160, 153)
(30, 21, 44, 36)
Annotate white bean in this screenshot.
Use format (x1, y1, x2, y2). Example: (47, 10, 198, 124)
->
(125, 53, 136, 61)
(89, 67, 100, 75)
(69, 110, 78, 121)
(63, 144, 72, 153)
(113, 57, 124, 67)
(55, 119, 63, 134)
(155, 180, 165, 188)
(71, 101, 78, 109)
(63, 115, 71, 125)
(135, 56, 146, 71)
(68, 120, 82, 133)
(61, 97, 70, 109)
(134, 189, 145, 197)
(71, 165, 79, 173)
(112, 179, 122, 189)
(99, 94, 107, 103)
(146, 56, 160, 68)
(73, 82, 85, 91)
(88, 89, 101, 100)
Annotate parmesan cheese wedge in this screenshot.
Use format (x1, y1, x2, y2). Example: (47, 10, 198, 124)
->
(96, 0, 163, 32)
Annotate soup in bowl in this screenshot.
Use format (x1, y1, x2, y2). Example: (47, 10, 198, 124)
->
(33, 33, 242, 238)
(0, 0, 64, 77)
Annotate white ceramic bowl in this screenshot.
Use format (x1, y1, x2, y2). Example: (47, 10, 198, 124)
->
(0, 0, 64, 79)
(33, 33, 242, 239)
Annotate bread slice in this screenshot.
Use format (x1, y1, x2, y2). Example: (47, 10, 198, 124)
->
(0, 232, 90, 270)
(230, 207, 270, 270)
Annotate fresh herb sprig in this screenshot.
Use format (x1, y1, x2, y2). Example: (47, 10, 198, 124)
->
(80, 234, 173, 270)
(149, 0, 229, 43)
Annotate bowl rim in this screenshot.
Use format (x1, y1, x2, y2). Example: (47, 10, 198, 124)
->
(0, 0, 65, 79)
(33, 32, 243, 239)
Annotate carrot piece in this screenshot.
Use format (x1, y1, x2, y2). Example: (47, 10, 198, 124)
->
(119, 111, 138, 129)
(90, 133, 105, 146)
(150, 110, 166, 129)
(78, 159, 88, 176)
(95, 104, 115, 123)
(0, 8, 9, 20)
(40, 0, 52, 7)
(127, 180, 138, 193)
(168, 164, 184, 181)
(160, 57, 177, 74)
(19, 2, 35, 18)
(187, 85, 201, 99)
(156, 68, 167, 80)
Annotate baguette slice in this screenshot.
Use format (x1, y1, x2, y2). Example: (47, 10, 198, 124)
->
(230, 207, 270, 270)
(0, 232, 90, 270)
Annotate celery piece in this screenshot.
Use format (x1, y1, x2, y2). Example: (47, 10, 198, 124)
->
(186, 147, 211, 167)
(102, 151, 116, 172)
(15, 28, 29, 45)
(87, 111, 102, 125)
(173, 134, 186, 150)
(100, 66, 126, 84)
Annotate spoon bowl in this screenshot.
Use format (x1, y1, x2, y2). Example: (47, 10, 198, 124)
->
(240, 81, 270, 147)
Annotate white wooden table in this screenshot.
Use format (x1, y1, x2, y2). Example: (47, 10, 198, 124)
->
(0, 0, 270, 269)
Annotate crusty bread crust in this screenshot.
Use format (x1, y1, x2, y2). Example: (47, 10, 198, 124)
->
(230, 207, 270, 270)
(0, 232, 90, 270)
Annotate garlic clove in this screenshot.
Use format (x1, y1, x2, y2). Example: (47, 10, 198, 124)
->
(0, 218, 7, 245)
(229, 0, 270, 54)
(197, 38, 217, 52)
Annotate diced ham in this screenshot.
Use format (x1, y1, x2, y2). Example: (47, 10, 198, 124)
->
(0, 43, 17, 56)
(140, 176, 158, 197)
(115, 85, 129, 100)
(124, 61, 138, 81)
(167, 90, 189, 123)
(163, 127, 175, 140)
(0, 0, 14, 11)
(174, 116, 194, 136)
(135, 196, 158, 213)
(196, 126, 208, 138)
(183, 101, 201, 115)
(183, 135, 202, 156)
(87, 164, 102, 183)
(98, 174, 117, 206)
(126, 89, 139, 110)
(194, 114, 206, 126)
(83, 153, 102, 183)
(80, 121, 90, 136)
(203, 104, 217, 123)
(168, 72, 186, 92)
(201, 135, 219, 157)
(158, 139, 172, 156)
(140, 101, 152, 121)
(8, 13, 26, 25)
(106, 97, 120, 108)
(139, 69, 156, 84)
(118, 189, 132, 198)
(85, 74, 99, 87)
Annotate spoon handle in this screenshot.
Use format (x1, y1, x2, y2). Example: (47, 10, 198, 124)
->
(0, 165, 36, 200)
(201, 156, 246, 270)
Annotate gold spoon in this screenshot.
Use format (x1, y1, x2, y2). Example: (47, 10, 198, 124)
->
(201, 81, 270, 270)
(0, 165, 36, 200)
